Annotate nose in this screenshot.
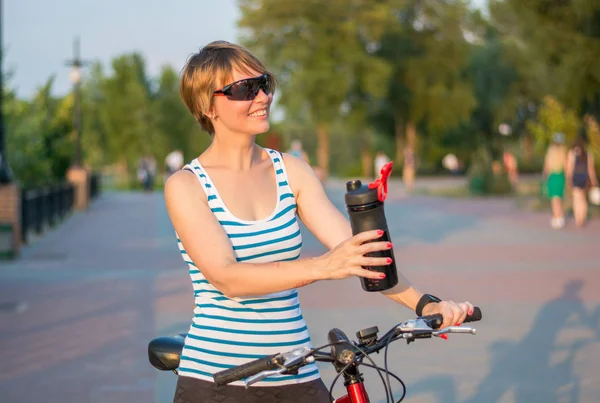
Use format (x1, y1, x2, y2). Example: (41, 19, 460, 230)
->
(254, 88, 271, 103)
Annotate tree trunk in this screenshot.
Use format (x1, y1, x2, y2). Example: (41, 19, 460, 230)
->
(316, 125, 329, 179)
(394, 112, 405, 165)
(406, 120, 417, 151)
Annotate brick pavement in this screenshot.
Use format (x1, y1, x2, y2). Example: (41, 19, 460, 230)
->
(0, 181, 598, 403)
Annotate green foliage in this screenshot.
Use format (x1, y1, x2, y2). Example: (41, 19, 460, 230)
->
(585, 116, 600, 173)
(526, 96, 579, 151)
(490, 0, 600, 117)
(3, 0, 600, 186)
(467, 147, 512, 195)
(4, 77, 74, 187)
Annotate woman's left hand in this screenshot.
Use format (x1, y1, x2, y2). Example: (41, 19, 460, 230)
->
(421, 300, 475, 329)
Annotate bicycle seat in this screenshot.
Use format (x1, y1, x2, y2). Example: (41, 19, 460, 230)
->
(148, 333, 187, 371)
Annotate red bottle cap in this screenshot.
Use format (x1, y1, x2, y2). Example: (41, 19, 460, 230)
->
(368, 162, 393, 202)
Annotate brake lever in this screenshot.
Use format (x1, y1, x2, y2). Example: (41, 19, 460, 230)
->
(244, 368, 286, 387)
(433, 326, 477, 336)
(244, 347, 316, 388)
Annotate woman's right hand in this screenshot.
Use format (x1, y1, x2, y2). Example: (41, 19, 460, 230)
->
(312, 229, 392, 281)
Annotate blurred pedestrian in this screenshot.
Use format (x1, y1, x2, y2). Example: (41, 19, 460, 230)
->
(374, 150, 391, 177)
(287, 139, 310, 163)
(566, 137, 598, 227)
(138, 155, 156, 192)
(503, 150, 519, 188)
(543, 133, 568, 229)
(165, 149, 184, 181)
(403, 146, 416, 193)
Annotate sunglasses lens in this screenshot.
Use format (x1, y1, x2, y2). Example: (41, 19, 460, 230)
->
(227, 76, 271, 100)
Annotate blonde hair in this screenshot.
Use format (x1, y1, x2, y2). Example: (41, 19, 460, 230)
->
(180, 41, 277, 134)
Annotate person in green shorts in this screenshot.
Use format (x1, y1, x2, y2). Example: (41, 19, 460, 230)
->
(543, 133, 568, 229)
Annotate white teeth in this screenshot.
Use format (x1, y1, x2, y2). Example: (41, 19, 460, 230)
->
(249, 110, 266, 117)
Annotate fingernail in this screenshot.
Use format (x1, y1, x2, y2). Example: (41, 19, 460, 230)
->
(456, 322, 461, 326)
(377, 230, 384, 235)
(379, 273, 386, 278)
(440, 334, 448, 340)
(468, 309, 474, 316)
(386, 258, 393, 264)
(386, 242, 393, 249)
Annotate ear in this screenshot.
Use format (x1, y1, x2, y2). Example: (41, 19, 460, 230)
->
(204, 108, 218, 120)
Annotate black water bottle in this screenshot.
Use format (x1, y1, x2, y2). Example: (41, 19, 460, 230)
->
(344, 178, 398, 292)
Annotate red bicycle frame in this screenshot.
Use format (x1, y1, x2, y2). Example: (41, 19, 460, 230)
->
(333, 364, 370, 403)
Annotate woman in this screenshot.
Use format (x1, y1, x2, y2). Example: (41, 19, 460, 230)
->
(165, 41, 474, 403)
(566, 137, 598, 227)
(543, 133, 568, 229)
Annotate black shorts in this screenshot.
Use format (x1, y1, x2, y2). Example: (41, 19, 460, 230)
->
(573, 173, 589, 189)
(173, 375, 331, 403)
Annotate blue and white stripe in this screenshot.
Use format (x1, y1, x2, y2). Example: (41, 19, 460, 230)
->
(176, 148, 320, 387)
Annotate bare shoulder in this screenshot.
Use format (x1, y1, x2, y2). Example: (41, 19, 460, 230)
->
(280, 152, 314, 175)
(280, 152, 321, 192)
(164, 169, 206, 206)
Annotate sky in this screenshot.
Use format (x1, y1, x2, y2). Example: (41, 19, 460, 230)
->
(4, 0, 241, 98)
(4, 0, 487, 99)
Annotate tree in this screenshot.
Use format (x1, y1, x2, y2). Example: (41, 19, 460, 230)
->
(467, 25, 519, 159)
(527, 96, 579, 152)
(238, 0, 391, 175)
(375, 0, 477, 165)
(98, 53, 158, 178)
(490, 0, 600, 119)
(5, 77, 74, 187)
(152, 65, 204, 163)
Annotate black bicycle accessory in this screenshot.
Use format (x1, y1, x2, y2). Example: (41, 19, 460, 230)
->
(418, 307, 483, 327)
(415, 294, 442, 317)
(344, 162, 399, 292)
(213, 353, 281, 386)
(328, 328, 357, 372)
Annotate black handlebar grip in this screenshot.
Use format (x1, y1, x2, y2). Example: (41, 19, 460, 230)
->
(464, 307, 482, 323)
(213, 354, 280, 386)
(421, 306, 482, 329)
(328, 328, 351, 365)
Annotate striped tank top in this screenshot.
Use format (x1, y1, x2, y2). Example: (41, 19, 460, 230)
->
(176, 148, 321, 387)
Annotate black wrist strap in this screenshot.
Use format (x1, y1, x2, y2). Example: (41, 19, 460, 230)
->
(415, 294, 441, 317)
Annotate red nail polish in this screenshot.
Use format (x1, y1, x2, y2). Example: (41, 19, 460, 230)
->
(440, 334, 448, 340)
(377, 230, 384, 235)
(386, 242, 393, 249)
(456, 322, 461, 326)
(379, 273, 386, 278)
(386, 258, 393, 264)
(468, 309, 474, 316)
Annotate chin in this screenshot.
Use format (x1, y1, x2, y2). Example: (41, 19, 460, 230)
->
(252, 121, 270, 135)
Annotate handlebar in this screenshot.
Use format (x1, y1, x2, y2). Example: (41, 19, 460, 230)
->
(213, 307, 482, 387)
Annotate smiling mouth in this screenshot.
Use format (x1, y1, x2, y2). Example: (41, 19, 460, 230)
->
(249, 109, 267, 117)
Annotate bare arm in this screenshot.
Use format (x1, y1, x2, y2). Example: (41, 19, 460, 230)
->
(165, 170, 384, 298)
(543, 151, 550, 176)
(588, 153, 598, 187)
(284, 154, 425, 311)
(566, 151, 575, 188)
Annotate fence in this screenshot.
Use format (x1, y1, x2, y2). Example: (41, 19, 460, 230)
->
(20, 172, 101, 244)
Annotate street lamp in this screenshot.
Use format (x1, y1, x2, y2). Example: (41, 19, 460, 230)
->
(0, 0, 13, 183)
(65, 37, 87, 168)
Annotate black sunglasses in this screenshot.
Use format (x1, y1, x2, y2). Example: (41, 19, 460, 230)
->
(213, 74, 274, 101)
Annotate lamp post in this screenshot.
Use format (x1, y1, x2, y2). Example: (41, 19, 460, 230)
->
(65, 37, 87, 168)
(65, 37, 90, 211)
(0, 0, 13, 184)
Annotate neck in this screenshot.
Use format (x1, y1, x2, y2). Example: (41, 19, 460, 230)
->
(203, 131, 259, 171)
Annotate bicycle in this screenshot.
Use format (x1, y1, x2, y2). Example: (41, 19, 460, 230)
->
(148, 307, 481, 403)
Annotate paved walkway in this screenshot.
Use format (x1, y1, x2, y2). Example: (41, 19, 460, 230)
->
(0, 181, 599, 403)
